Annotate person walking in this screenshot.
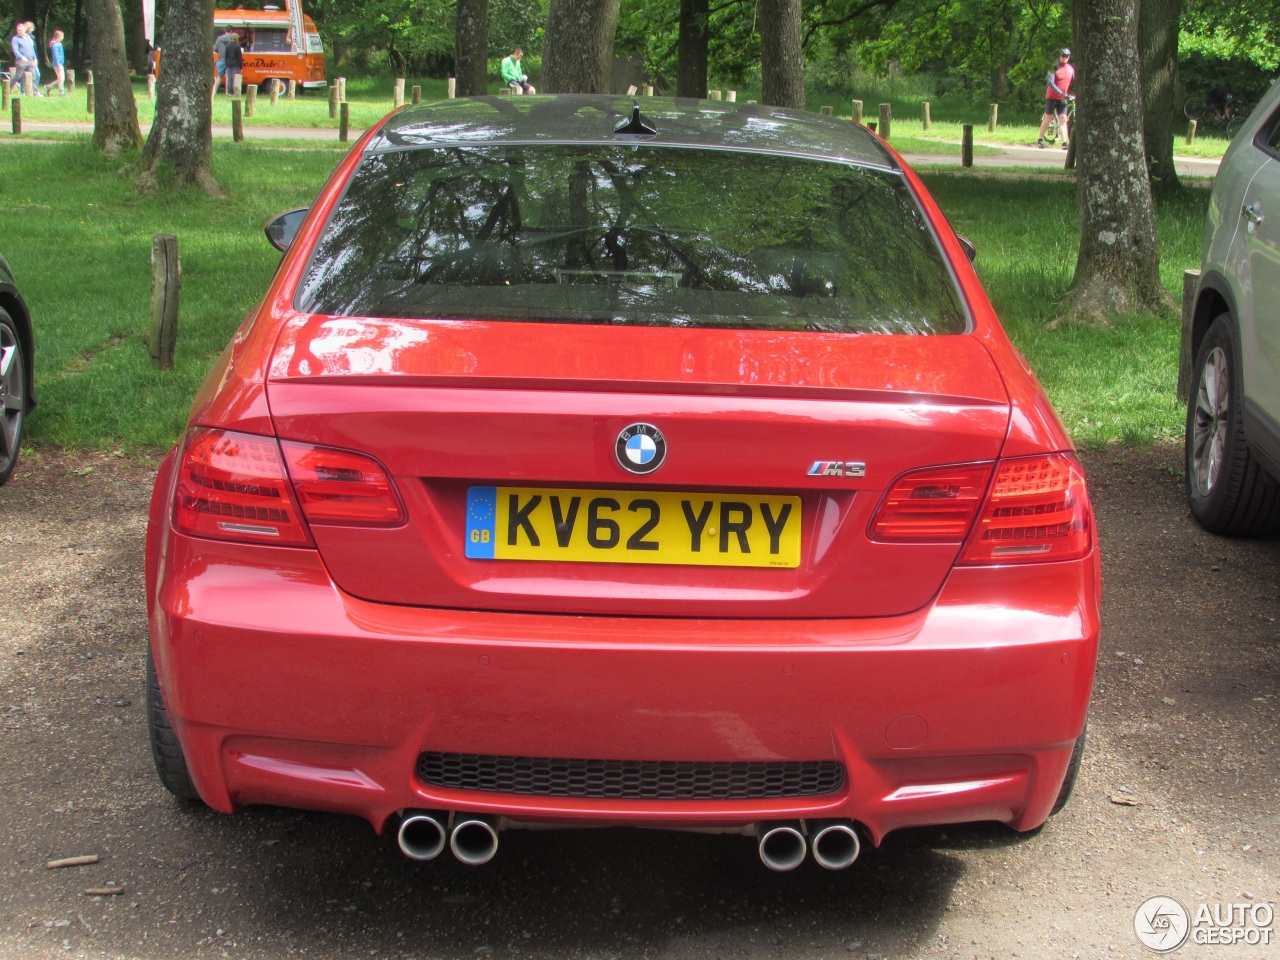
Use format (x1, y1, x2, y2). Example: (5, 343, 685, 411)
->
(42, 29, 66, 96)
(222, 31, 244, 96)
(9, 22, 39, 96)
(213, 26, 236, 94)
(501, 48, 535, 94)
(1037, 48, 1074, 150)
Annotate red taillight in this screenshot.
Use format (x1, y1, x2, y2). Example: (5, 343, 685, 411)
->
(173, 429, 313, 547)
(281, 442, 405, 525)
(870, 463, 994, 541)
(959, 453, 1093, 564)
(172, 429, 406, 546)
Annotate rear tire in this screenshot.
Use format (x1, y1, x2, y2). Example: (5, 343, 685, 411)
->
(1185, 315, 1280, 535)
(1183, 95, 1206, 121)
(1050, 726, 1086, 816)
(147, 649, 201, 801)
(1043, 116, 1058, 143)
(0, 309, 27, 486)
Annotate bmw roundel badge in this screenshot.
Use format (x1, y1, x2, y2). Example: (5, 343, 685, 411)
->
(616, 423, 667, 474)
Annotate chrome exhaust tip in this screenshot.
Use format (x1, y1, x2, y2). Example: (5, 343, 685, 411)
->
(396, 810, 448, 862)
(810, 820, 861, 870)
(756, 821, 807, 872)
(450, 813, 500, 866)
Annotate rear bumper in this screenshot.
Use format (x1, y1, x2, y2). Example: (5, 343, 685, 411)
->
(301, 80, 327, 89)
(148, 526, 1099, 845)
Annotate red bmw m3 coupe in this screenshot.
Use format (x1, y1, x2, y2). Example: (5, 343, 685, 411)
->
(145, 96, 1100, 872)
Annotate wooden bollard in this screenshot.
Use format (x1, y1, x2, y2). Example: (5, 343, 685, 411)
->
(1177, 268, 1201, 400)
(287, 78, 296, 100)
(1185, 118, 1197, 145)
(627, 84, 637, 95)
(820, 105, 832, 116)
(709, 89, 721, 100)
(11, 98, 20, 135)
(987, 103, 999, 132)
(2, 80, 8, 112)
(270, 78, 279, 106)
(644, 85, 654, 97)
(232, 98, 244, 141)
(878, 103, 892, 139)
(234, 74, 243, 96)
(393, 78, 405, 108)
(147, 234, 181, 371)
(245, 84, 257, 117)
(337, 76, 346, 101)
(339, 101, 349, 142)
(328, 84, 338, 118)
(726, 90, 736, 102)
(850, 99, 863, 124)
(66, 69, 75, 94)
(23, 72, 34, 96)
(412, 85, 421, 104)
(147, 74, 156, 100)
(447, 77, 456, 98)
(922, 101, 931, 131)
(962, 124, 974, 167)
(86, 82, 94, 114)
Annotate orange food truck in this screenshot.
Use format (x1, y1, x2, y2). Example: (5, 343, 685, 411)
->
(213, 1, 326, 91)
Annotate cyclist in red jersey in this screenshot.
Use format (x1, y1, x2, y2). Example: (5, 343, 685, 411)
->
(1037, 48, 1075, 150)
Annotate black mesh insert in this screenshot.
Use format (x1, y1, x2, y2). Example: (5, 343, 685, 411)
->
(417, 752, 845, 800)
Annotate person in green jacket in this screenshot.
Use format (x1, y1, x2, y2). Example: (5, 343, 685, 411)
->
(501, 48, 535, 94)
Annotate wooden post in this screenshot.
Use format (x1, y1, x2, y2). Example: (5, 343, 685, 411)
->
(147, 74, 156, 100)
(1, 80, 8, 112)
(337, 77, 346, 101)
(339, 101, 349, 142)
(393, 78, 405, 108)
(287, 78, 296, 99)
(878, 103, 892, 139)
(231, 98, 244, 141)
(66, 69, 75, 94)
(270, 78, 279, 106)
(820, 105, 833, 116)
(709, 89, 721, 100)
(644, 85, 654, 96)
(234, 73, 243, 97)
(10, 98, 20, 136)
(87, 69, 94, 84)
(447, 77, 456, 99)
(850, 99, 863, 124)
(962, 124, 974, 167)
(412, 85, 421, 104)
(328, 84, 338, 118)
(23, 72, 34, 97)
(86, 81, 94, 114)
(922, 101, 931, 131)
(147, 234, 181, 371)
(726, 90, 736, 102)
(1178, 268, 1201, 401)
(987, 103, 998, 132)
(1185, 118, 1197, 145)
(627, 84, 637, 96)
(245, 84, 257, 117)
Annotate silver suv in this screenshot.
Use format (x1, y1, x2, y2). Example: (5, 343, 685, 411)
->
(1185, 78, 1280, 535)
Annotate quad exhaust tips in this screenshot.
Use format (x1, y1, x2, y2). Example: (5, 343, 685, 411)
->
(396, 810, 500, 865)
(756, 820, 862, 872)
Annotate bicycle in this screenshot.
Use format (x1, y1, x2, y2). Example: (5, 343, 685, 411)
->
(1042, 96, 1076, 146)
(1183, 93, 1249, 138)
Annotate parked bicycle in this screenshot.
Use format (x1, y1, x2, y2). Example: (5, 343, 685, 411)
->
(1184, 89, 1249, 138)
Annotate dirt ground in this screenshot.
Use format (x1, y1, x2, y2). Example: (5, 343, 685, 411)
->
(0, 442, 1276, 960)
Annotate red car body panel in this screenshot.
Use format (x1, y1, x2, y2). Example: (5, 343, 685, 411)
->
(145, 97, 1100, 855)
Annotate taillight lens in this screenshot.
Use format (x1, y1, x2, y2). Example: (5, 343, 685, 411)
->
(281, 441, 405, 525)
(173, 429, 406, 546)
(173, 429, 313, 546)
(870, 463, 994, 541)
(959, 453, 1093, 564)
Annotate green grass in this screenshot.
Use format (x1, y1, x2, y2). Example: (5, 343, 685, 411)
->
(0, 139, 1208, 455)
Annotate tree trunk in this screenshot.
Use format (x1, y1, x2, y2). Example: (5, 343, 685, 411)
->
(138, 0, 221, 194)
(1139, 0, 1183, 195)
(84, 0, 143, 155)
(676, 0, 708, 99)
(1059, 0, 1170, 326)
(454, 0, 490, 98)
(542, 0, 621, 94)
(759, 0, 804, 109)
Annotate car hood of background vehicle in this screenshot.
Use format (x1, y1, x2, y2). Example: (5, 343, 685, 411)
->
(264, 315, 1014, 619)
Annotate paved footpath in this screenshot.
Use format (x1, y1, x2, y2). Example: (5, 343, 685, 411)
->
(8, 119, 1222, 178)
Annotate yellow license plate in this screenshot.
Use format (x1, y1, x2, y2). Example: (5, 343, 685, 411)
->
(465, 486, 802, 568)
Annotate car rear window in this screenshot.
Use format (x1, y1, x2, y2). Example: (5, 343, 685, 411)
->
(296, 145, 966, 335)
